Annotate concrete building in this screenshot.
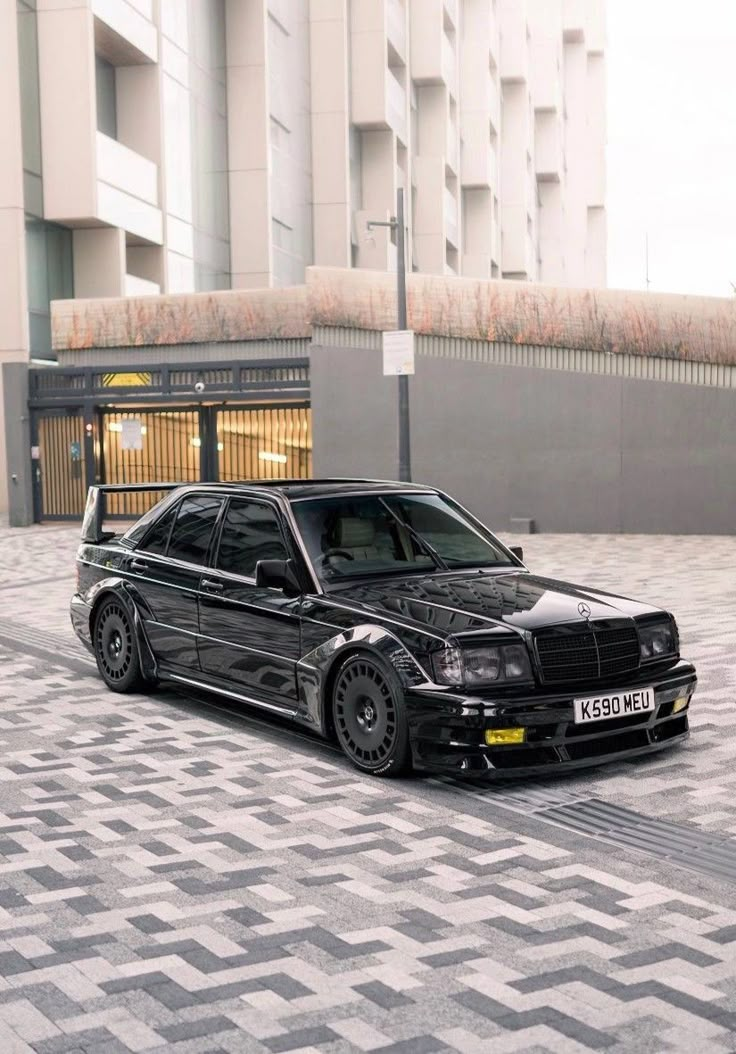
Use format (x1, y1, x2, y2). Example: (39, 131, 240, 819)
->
(1, 0, 607, 518)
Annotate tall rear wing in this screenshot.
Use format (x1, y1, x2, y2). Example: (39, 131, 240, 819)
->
(81, 484, 184, 544)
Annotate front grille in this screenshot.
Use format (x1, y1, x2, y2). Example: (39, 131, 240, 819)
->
(535, 621, 640, 684)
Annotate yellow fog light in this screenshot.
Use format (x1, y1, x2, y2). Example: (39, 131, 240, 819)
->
(672, 696, 689, 714)
(485, 728, 526, 746)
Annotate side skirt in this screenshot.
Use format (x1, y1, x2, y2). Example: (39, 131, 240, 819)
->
(164, 671, 299, 719)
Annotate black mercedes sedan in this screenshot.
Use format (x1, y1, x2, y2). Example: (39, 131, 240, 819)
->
(71, 479, 697, 778)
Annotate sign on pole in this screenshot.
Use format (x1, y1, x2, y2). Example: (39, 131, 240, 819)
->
(382, 330, 415, 376)
(121, 418, 144, 451)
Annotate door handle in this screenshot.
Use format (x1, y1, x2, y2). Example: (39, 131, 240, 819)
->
(201, 578, 224, 593)
(130, 559, 149, 573)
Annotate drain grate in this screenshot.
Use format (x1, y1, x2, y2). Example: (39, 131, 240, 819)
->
(451, 780, 736, 885)
(540, 799, 736, 883)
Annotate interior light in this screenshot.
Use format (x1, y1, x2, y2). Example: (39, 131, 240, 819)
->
(259, 451, 287, 464)
(217, 442, 224, 452)
(190, 437, 202, 448)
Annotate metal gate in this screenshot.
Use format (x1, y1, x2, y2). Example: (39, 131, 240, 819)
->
(33, 410, 89, 519)
(28, 358, 312, 521)
(217, 405, 312, 481)
(101, 408, 202, 519)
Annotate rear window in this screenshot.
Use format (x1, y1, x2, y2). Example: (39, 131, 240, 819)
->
(167, 495, 223, 565)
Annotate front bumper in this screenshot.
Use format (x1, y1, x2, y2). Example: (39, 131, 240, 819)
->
(406, 660, 697, 777)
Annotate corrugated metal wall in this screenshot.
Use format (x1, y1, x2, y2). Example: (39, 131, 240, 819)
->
(313, 326, 736, 390)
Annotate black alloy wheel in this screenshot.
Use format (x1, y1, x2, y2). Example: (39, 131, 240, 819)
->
(94, 599, 145, 693)
(333, 654, 410, 776)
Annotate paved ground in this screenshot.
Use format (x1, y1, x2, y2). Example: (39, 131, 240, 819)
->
(0, 524, 735, 1054)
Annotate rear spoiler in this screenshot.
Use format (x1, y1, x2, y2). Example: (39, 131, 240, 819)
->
(81, 483, 184, 544)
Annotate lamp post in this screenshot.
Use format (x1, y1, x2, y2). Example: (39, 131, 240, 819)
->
(367, 187, 411, 482)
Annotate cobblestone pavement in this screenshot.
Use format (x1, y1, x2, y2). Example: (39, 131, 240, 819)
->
(0, 524, 735, 1054)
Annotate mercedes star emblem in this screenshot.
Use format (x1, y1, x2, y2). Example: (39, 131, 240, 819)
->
(578, 602, 592, 619)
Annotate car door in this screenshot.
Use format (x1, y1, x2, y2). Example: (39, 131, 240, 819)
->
(197, 497, 302, 708)
(124, 493, 224, 670)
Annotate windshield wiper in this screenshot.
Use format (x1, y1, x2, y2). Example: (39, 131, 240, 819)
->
(378, 499, 448, 571)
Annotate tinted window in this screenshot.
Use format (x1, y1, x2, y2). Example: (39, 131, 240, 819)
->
(216, 500, 288, 579)
(167, 496, 222, 565)
(140, 502, 178, 556)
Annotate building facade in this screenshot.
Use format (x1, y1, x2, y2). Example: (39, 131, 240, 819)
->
(0, 0, 606, 517)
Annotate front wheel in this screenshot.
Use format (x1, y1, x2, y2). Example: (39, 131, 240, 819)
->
(93, 598, 146, 693)
(332, 654, 411, 777)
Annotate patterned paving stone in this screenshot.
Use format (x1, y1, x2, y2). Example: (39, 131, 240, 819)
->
(0, 524, 735, 1052)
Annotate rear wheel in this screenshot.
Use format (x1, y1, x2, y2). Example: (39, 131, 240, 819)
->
(332, 654, 411, 776)
(93, 598, 145, 693)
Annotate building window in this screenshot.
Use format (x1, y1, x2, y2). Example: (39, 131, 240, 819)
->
(95, 55, 117, 139)
(25, 217, 74, 360)
(16, 0, 43, 215)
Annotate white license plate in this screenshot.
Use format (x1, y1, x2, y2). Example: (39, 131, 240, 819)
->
(573, 686, 656, 725)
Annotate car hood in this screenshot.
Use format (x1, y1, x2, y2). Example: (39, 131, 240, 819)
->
(331, 570, 660, 637)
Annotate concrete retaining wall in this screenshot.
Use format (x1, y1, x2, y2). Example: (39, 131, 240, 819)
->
(310, 341, 736, 534)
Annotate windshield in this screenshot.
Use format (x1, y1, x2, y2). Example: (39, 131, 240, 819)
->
(291, 492, 516, 583)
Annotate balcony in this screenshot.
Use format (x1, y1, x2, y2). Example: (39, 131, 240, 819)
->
(499, 1, 529, 83)
(92, 0, 157, 63)
(125, 273, 160, 296)
(386, 0, 407, 65)
(562, 0, 586, 42)
(462, 252, 493, 279)
(351, 35, 407, 141)
(461, 143, 496, 189)
(446, 122, 459, 174)
(441, 35, 457, 95)
(534, 111, 563, 182)
(444, 187, 458, 247)
(96, 132, 162, 243)
(386, 68, 408, 142)
(411, 10, 457, 89)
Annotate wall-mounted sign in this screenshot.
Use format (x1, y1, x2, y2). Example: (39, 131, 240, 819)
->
(120, 418, 144, 451)
(382, 330, 415, 376)
(102, 372, 152, 387)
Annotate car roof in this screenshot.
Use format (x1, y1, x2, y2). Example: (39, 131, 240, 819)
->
(177, 478, 437, 501)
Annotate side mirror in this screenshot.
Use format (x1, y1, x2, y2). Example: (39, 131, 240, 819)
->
(510, 545, 524, 562)
(255, 558, 301, 596)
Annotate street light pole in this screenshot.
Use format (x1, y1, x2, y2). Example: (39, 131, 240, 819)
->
(395, 188, 411, 482)
(367, 187, 411, 482)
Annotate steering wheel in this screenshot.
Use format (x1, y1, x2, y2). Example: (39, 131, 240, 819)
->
(315, 548, 355, 568)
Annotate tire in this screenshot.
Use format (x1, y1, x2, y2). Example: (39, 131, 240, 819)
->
(332, 653, 411, 777)
(93, 597, 146, 693)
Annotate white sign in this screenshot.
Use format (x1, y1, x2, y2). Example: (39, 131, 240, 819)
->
(383, 330, 415, 376)
(121, 418, 144, 452)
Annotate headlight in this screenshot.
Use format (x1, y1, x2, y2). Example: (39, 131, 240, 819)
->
(638, 617, 678, 661)
(432, 643, 533, 686)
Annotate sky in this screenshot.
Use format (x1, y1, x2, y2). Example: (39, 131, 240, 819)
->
(606, 0, 736, 297)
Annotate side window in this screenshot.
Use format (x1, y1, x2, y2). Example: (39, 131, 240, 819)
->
(216, 500, 289, 579)
(140, 502, 179, 556)
(167, 496, 223, 565)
